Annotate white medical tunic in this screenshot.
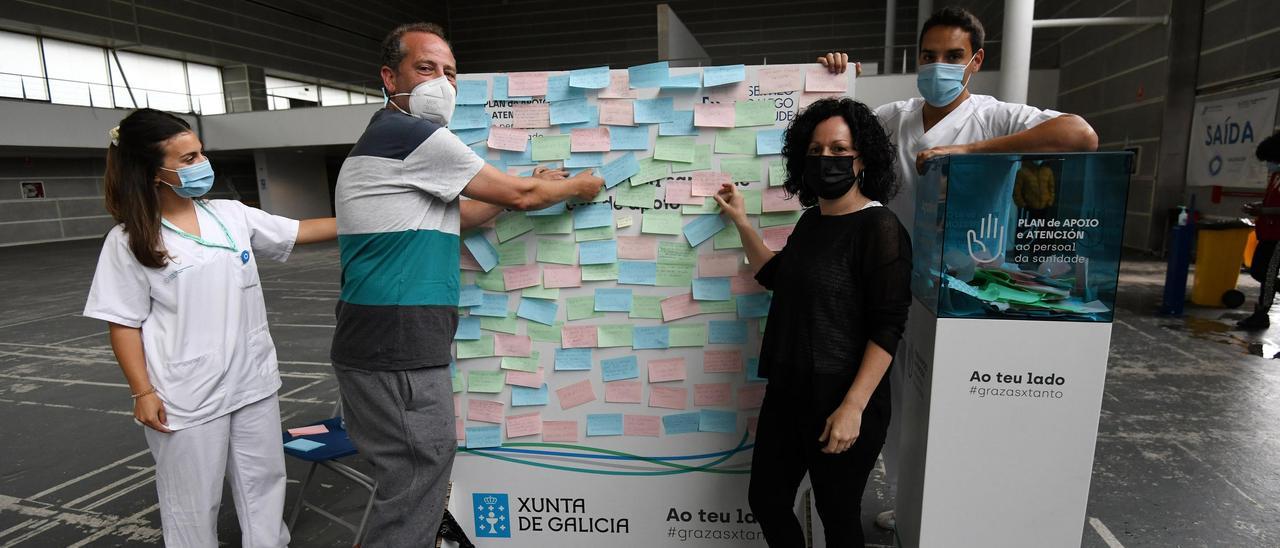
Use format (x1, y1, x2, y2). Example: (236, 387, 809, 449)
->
(84, 199, 299, 431)
(875, 94, 1062, 232)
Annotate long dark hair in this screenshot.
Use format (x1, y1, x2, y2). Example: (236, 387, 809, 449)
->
(104, 108, 193, 268)
(781, 97, 899, 207)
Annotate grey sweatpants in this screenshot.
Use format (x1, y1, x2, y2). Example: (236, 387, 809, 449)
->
(332, 363, 456, 547)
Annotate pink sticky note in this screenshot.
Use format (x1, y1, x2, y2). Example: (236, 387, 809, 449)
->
(543, 420, 579, 442)
(799, 92, 845, 110)
(664, 181, 703, 206)
(543, 265, 583, 288)
(747, 416, 759, 435)
(460, 245, 483, 271)
(468, 399, 505, 424)
(704, 350, 743, 373)
(505, 412, 543, 439)
(694, 383, 732, 407)
(599, 72, 638, 99)
(287, 424, 329, 437)
(739, 384, 766, 409)
(488, 127, 529, 152)
(493, 334, 533, 357)
(731, 270, 766, 294)
(757, 66, 803, 94)
(556, 379, 597, 410)
(706, 81, 749, 103)
(506, 367, 544, 389)
(502, 264, 541, 291)
(691, 171, 731, 197)
(570, 127, 612, 152)
(599, 99, 635, 126)
(605, 380, 643, 403)
(624, 415, 661, 437)
(456, 417, 465, 440)
(508, 71, 549, 96)
(693, 102, 736, 128)
(699, 253, 739, 278)
(648, 357, 687, 383)
(805, 66, 849, 93)
(454, 395, 462, 417)
(649, 386, 688, 410)
(763, 186, 803, 212)
(661, 293, 701, 322)
(763, 225, 795, 252)
(512, 103, 550, 129)
(616, 236, 658, 260)
(561, 325, 599, 348)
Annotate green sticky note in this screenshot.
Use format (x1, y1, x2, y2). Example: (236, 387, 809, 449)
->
(658, 241, 697, 265)
(575, 224, 615, 242)
(720, 157, 763, 182)
(736, 100, 776, 127)
(457, 336, 495, 359)
(616, 182, 656, 209)
(567, 295, 604, 321)
(714, 223, 743, 249)
(633, 157, 670, 185)
(630, 296, 663, 319)
(769, 161, 788, 187)
(498, 240, 528, 266)
(480, 313, 520, 334)
(715, 129, 757, 155)
(760, 317, 768, 334)
(522, 285, 559, 300)
(468, 370, 506, 393)
(699, 300, 736, 314)
(452, 370, 464, 393)
(741, 189, 763, 215)
(528, 321, 563, 343)
(642, 209, 682, 235)
(537, 239, 577, 265)
(582, 263, 619, 281)
(597, 324, 634, 348)
(760, 211, 802, 227)
(476, 269, 506, 292)
(656, 263, 695, 287)
(682, 197, 721, 215)
(654, 136, 696, 163)
(501, 352, 541, 373)
(532, 214, 573, 235)
(496, 212, 534, 242)
(668, 324, 707, 347)
(671, 144, 712, 173)
(532, 135, 571, 161)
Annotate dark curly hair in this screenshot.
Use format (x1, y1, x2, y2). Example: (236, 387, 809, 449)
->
(781, 97, 899, 207)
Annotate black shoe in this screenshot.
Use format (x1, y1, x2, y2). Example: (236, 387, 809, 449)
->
(1237, 312, 1270, 329)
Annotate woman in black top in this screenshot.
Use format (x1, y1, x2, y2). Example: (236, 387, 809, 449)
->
(714, 97, 911, 547)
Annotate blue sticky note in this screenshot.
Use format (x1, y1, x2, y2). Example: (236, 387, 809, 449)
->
(285, 438, 325, 451)
(756, 129, 785, 156)
(559, 105, 600, 131)
(454, 317, 482, 340)
(618, 261, 658, 285)
(587, 413, 624, 436)
(632, 325, 670, 350)
(512, 383, 550, 406)
(634, 97, 675, 123)
(459, 284, 483, 307)
(493, 75, 531, 102)
(659, 110, 698, 136)
(736, 293, 772, 319)
(450, 105, 489, 130)
(566, 152, 605, 169)
(528, 201, 568, 217)
(663, 412, 701, 434)
(610, 125, 650, 151)
(600, 356, 640, 382)
(702, 64, 746, 87)
(746, 357, 765, 382)
(572, 203, 613, 230)
(708, 320, 748, 344)
(555, 348, 593, 371)
(469, 143, 490, 163)
(501, 148, 537, 166)
(579, 240, 618, 265)
(454, 126, 490, 145)
(466, 425, 502, 448)
(699, 409, 738, 433)
(662, 72, 702, 89)
(517, 297, 558, 325)
(474, 292, 510, 317)
(628, 61, 670, 89)
(551, 98, 591, 125)
(456, 80, 488, 105)
(683, 214, 726, 247)
(569, 66, 611, 89)
(600, 152, 641, 188)
(464, 233, 499, 272)
(692, 278, 732, 301)
(594, 288, 633, 312)
(546, 74, 587, 102)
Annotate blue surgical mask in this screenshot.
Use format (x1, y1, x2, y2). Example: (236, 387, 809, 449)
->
(917, 53, 977, 108)
(159, 159, 215, 198)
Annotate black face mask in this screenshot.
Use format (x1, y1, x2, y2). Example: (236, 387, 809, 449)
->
(803, 155, 863, 200)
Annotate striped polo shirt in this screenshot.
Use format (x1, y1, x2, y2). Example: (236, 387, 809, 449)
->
(332, 109, 485, 370)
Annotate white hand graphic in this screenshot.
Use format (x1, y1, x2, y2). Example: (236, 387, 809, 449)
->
(966, 214, 1006, 264)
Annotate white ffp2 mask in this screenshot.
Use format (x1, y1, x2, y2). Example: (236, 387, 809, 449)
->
(390, 76, 456, 125)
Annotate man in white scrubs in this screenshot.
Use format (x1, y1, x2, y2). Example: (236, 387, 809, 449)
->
(820, 5, 1099, 529)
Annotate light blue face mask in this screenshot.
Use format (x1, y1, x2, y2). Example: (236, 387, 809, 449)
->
(159, 159, 215, 198)
(917, 53, 977, 108)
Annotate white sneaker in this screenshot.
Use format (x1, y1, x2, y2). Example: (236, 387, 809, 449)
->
(875, 509, 896, 530)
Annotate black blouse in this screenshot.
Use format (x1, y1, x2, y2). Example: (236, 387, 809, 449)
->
(754, 205, 912, 410)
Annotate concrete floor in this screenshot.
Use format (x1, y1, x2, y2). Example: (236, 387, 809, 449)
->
(0, 239, 1277, 547)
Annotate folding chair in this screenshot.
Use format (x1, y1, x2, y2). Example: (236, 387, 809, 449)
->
(282, 415, 376, 546)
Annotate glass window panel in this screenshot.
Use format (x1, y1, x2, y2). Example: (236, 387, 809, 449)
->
(186, 62, 224, 115)
(320, 86, 350, 106)
(0, 31, 47, 100)
(110, 50, 190, 113)
(42, 38, 111, 107)
(265, 76, 317, 103)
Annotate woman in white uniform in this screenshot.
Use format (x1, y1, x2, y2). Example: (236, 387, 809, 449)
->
(83, 108, 337, 547)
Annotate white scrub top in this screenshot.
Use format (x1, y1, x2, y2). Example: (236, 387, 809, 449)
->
(84, 199, 299, 431)
(875, 94, 1061, 231)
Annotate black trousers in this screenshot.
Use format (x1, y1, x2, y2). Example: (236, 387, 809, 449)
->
(1250, 240, 1280, 313)
(748, 384, 890, 548)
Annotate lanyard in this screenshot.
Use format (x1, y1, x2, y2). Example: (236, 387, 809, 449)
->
(162, 201, 238, 252)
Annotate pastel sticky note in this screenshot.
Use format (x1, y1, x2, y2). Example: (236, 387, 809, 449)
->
(497, 240, 528, 266)
(511, 383, 549, 407)
(493, 75, 530, 102)
(668, 324, 707, 347)
(630, 296, 663, 319)
(572, 203, 613, 230)
(649, 386, 688, 410)
(599, 99, 635, 126)
(597, 324, 634, 347)
(501, 353, 540, 373)
(463, 233, 499, 272)
(493, 334, 532, 357)
(698, 300, 735, 315)
(757, 66, 803, 94)
(624, 414, 661, 436)
(551, 98, 591, 125)
(536, 239, 577, 266)
(508, 71, 549, 96)
(616, 236, 657, 260)
(473, 293, 510, 318)
(756, 129, 785, 155)
(608, 125, 649, 151)
(502, 264, 540, 291)
(704, 349, 744, 373)
(693, 102, 735, 128)
(716, 128, 757, 155)
(699, 409, 738, 433)
(806, 65, 850, 92)
(720, 157, 763, 183)
(659, 110, 698, 136)
(662, 412, 701, 434)
(468, 370, 506, 394)
(736, 100, 776, 127)
(738, 384, 765, 409)
(517, 297, 559, 326)
(561, 325, 599, 348)
(600, 72, 639, 99)
(628, 61, 670, 88)
(632, 326, 671, 350)
(702, 64, 746, 87)
(633, 157, 670, 184)
(660, 293, 700, 322)
(618, 261, 658, 285)
(450, 105, 489, 130)
(554, 347, 593, 371)
(604, 380, 643, 404)
(542, 264, 582, 287)
(661, 72, 702, 88)
(284, 438, 324, 452)
(698, 254, 739, 278)
(557, 379, 597, 410)
(513, 103, 551, 129)
(763, 186, 803, 212)
(560, 104, 600, 130)
(506, 412, 543, 439)
(455, 317, 481, 340)
(571, 127, 611, 152)
(480, 314, 519, 335)
(671, 144, 713, 172)
(567, 295, 603, 321)
(459, 284, 484, 306)
(634, 97, 675, 123)
(601, 152, 641, 189)
(505, 367, 543, 389)
(736, 293, 772, 320)
(659, 242, 697, 264)
(546, 74, 585, 102)
(763, 225, 796, 251)
(648, 357, 687, 383)
(530, 135, 570, 161)
(501, 147, 537, 166)
(656, 263, 694, 287)
(683, 214, 726, 247)
(594, 288, 633, 312)
(692, 277, 732, 301)
(454, 126, 490, 145)
(543, 420, 578, 441)
(654, 136, 696, 163)
(695, 383, 733, 407)
(616, 182, 656, 209)
(769, 161, 788, 186)
(587, 413, 624, 436)
(288, 424, 330, 437)
(565, 152, 605, 168)
(468, 398, 505, 423)
(642, 210, 682, 235)
(466, 425, 502, 448)
(664, 181, 703, 206)
(456, 79, 488, 105)
(708, 320, 748, 344)
(579, 240, 618, 265)
(746, 357, 765, 382)
(691, 171, 730, 196)
(569, 66, 611, 89)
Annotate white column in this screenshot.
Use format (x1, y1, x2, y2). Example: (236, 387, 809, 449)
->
(998, 0, 1034, 103)
(883, 0, 897, 74)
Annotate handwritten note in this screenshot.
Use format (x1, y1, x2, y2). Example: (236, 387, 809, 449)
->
(805, 65, 849, 92)
(649, 386, 688, 410)
(693, 102, 735, 128)
(648, 357, 687, 383)
(513, 103, 551, 129)
(557, 379, 597, 410)
(661, 293, 701, 322)
(624, 415, 661, 437)
(703, 349, 744, 373)
(505, 412, 542, 438)
(542, 420, 579, 442)
(468, 399, 505, 424)
(694, 383, 732, 407)
(604, 380, 642, 403)
(570, 127, 611, 152)
(507, 71, 549, 96)
(757, 66, 803, 94)
(599, 99, 635, 126)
